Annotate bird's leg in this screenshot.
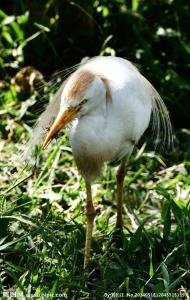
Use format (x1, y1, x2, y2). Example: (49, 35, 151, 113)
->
(83, 181, 96, 269)
(116, 161, 126, 228)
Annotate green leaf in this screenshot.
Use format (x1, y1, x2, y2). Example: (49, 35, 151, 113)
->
(0, 233, 29, 251)
(2, 30, 14, 45)
(171, 75, 190, 91)
(168, 271, 188, 291)
(161, 263, 169, 292)
(155, 281, 164, 293)
(149, 247, 154, 277)
(162, 278, 169, 293)
(32, 273, 38, 284)
(17, 11, 29, 24)
(51, 280, 58, 294)
(174, 198, 186, 209)
(161, 200, 171, 239)
(2, 15, 15, 25)
(102, 6, 109, 17)
(171, 200, 183, 225)
(34, 22, 50, 32)
(10, 21, 24, 40)
(2, 215, 39, 228)
(129, 225, 142, 251)
(132, 0, 139, 11)
(0, 9, 7, 19)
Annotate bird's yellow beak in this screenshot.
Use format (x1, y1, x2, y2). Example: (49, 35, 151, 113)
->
(42, 106, 78, 149)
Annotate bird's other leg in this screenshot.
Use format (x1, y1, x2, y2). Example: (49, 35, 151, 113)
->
(83, 181, 96, 269)
(116, 160, 126, 228)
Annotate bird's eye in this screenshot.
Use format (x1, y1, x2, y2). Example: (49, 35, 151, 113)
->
(77, 99, 88, 110)
(82, 99, 88, 104)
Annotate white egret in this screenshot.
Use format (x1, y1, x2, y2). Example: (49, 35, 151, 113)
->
(30, 56, 172, 268)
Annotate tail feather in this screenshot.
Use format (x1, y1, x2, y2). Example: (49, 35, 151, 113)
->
(150, 85, 173, 151)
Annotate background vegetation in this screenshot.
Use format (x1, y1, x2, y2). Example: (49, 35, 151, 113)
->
(0, 0, 190, 299)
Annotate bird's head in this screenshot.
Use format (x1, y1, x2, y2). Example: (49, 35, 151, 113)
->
(42, 69, 110, 149)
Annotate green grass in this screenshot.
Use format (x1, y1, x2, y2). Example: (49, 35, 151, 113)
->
(0, 81, 190, 299)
